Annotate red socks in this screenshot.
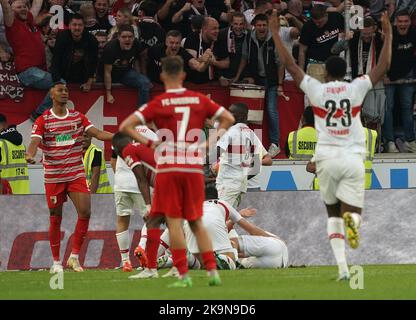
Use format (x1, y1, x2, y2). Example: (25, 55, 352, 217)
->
(72, 217, 90, 254)
(49, 215, 62, 261)
(171, 248, 188, 276)
(201, 251, 217, 271)
(146, 228, 161, 269)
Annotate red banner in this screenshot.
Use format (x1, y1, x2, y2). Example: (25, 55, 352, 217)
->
(0, 82, 305, 159)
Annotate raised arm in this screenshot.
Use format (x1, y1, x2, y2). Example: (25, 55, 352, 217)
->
(269, 10, 305, 87)
(30, 0, 43, 19)
(0, 0, 14, 27)
(368, 12, 392, 86)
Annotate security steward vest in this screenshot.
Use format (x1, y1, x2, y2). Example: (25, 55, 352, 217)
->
(309, 128, 377, 190)
(83, 144, 112, 193)
(0, 139, 30, 194)
(288, 126, 317, 160)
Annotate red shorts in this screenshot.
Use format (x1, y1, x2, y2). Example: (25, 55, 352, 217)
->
(150, 172, 205, 221)
(44, 178, 90, 209)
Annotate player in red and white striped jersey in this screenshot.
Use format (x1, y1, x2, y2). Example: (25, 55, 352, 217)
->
(120, 56, 235, 287)
(25, 81, 113, 274)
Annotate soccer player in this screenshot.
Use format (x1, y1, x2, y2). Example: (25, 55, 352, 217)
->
(229, 217, 289, 269)
(120, 56, 235, 287)
(25, 81, 113, 273)
(110, 127, 158, 272)
(216, 102, 272, 208)
(268, 10, 392, 280)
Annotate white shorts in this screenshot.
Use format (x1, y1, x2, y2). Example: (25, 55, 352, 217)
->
(239, 239, 289, 269)
(114, 191, 146, 216)
(184, 220, 234, 256)
(216, 185, 243, 208)
(316, 154, 365, 208)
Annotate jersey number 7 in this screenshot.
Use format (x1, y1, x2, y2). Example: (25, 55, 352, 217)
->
(175, 106, 190, 141)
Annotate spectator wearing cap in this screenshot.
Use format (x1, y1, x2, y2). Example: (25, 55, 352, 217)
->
(382, 9, 416, 153)
(92, 0, 115, 33)
(244, 0, 273, 26)
(183, 16, 229, 84)
(233, 13, 283, 157)
(50, 14, 99, 92)
(218, 11, 248, 83)
(102, 24, 151, 106)
(298, 4, 344, 82)
(146, 29, 206, 83)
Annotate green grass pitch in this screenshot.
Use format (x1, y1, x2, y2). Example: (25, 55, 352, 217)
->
(1, 265, 416, 300)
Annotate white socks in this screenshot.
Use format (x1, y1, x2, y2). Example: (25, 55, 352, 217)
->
(327, 217, 349, 276)
(69, 253, 79, 259)
(116, 230, 130, 262)
(138, 225, 147, 249)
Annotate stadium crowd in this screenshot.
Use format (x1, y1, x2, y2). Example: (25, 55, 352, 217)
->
(0, 0, 415, 156)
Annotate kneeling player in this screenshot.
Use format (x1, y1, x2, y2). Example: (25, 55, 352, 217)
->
(229, 218, 289, 269)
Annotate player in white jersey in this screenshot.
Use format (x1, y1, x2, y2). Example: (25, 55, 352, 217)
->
(110, 126, 158, 272)
(269, 10, 392, 280)
(216, 103, 272, 207)
(229, 216, 289, 269)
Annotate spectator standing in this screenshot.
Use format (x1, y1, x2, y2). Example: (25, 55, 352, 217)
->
(218, 12, 248, 83)
(79, 2, 100, 33)
(102, 24, 151, 106)
(349, 17, 383, 79)
(370, 0, 395, 20)
(244, 0, 273, 25)
(233, 14, 283, 157)
(108, 7, 139, 41)
(382, 10, 416, 153)
(285, 0, 308, 30)
(0, 0, 59, 121)
(298, 5, 344, 82)
(92, 0, 115, 33)
(172, 0, 210, 37)
(0, 5, 11, 61)
(184, 17, 230, 84)
(146, 30, 205, 83)
(136, 1, 166, 50)
(0, 113, 29, 194)
(50, 14, 99, 92)
(95, 31, 108, 81)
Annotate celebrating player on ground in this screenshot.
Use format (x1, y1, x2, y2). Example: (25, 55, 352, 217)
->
(269, 10, 392, 280)
(25, 81, 113, 273)
(120, 56, 235, 287)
